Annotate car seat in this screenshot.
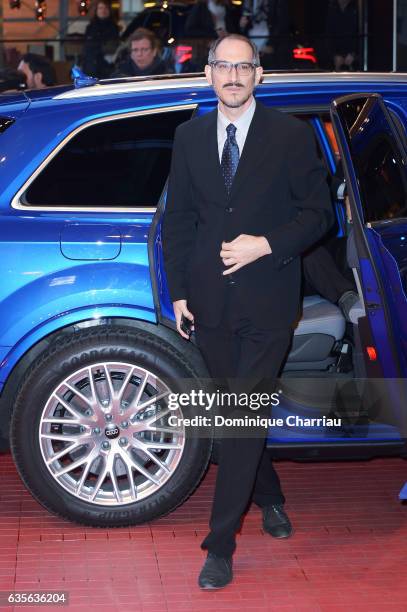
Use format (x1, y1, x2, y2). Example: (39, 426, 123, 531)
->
(284, 295, 346, 370)
(284, 228, 365, 371)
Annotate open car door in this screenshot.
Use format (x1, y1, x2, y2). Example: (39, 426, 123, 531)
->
(330, 93, 407, 498)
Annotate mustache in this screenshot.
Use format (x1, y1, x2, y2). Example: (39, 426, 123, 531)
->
(223, 82, 244, 88)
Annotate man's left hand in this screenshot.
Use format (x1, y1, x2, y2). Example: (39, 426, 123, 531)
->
(220, 234, 272, 275)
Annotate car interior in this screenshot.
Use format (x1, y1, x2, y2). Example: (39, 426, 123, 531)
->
(282, 116, 365, 375)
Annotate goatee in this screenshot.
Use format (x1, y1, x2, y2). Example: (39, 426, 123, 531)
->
(220, 91, 252, 108)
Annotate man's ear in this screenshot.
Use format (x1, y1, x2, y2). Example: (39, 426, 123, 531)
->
(204, 64, 212, 86)
(255, 66, 263, 86)
(33, 71, 44, 88)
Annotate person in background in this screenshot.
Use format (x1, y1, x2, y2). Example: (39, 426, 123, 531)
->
(17, 53, 56, 89)
(184, 0, 241, 71)
(112, 28, 171, 77)
(325, 0, 359, 71)
(240, 0, 269, 52)
(240, 0, 289, 62)
(83, 0, 120, 78)
(184, 0, 240, 40)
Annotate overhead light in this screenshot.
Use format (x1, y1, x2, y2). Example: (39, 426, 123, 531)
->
(35, 0, 47, 21)
(78, 0, 89, 16)
(9, 0, 21, 8)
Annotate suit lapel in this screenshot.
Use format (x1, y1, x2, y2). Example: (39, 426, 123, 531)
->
(204, 108, 229, 201)
(202, 101, 271, 203)
(229, 101, 270, 201)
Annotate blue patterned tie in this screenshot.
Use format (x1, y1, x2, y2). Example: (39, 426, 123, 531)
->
(221, 123, 240, 195)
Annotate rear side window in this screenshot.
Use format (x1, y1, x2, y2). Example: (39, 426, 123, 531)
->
(337, 98, 407, 224)
(143, 10, 170, 40)
(23, 108, 193, 208)
(357, 134, 407, 222)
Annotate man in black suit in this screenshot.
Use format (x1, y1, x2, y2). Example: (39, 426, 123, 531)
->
(162, 34, 333, 589)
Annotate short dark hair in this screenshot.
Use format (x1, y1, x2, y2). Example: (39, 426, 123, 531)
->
(208, 34, 260, 65)
(21, 53, 56, 86)
(128, 28, 159, 51)
(90, 0, 112, 19)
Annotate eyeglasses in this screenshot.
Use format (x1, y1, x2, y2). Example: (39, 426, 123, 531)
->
(209, 60, 259, 75)
(131, 46, 153, 54)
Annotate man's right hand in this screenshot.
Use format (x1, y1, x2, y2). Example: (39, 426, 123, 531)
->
(173, 299, 195, 339)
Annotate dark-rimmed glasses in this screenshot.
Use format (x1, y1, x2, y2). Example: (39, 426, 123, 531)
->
(209, 60, 259, 75)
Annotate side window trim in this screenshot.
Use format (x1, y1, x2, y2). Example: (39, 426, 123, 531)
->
(12, 103, 197, 213)
(273, 105, 336, 173)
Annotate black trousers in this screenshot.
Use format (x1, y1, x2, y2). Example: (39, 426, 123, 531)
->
(194, 288, 293, 557)
(303, 244, 354, 303)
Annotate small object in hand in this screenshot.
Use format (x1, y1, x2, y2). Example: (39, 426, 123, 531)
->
(180, 314, 193, 336)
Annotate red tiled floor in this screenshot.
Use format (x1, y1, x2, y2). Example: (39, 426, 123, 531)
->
(0, 452, 406, 611)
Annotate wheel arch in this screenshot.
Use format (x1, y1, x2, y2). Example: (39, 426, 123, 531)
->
(0, 315, 208, 450)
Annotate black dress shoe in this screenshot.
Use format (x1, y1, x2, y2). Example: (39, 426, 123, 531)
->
(262, 503, 293, 538)
(198, 553, 233, 589)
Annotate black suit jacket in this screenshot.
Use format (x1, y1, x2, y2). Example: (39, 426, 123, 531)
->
(162, 100, 334, 329)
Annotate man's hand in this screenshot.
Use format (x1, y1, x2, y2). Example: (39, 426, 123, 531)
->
(173, 299, 195, 339)
(220, 234, 272, 275)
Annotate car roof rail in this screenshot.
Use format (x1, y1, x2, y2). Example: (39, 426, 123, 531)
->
(98, 71, 206, 86)
(95, 67, 329, 87)
(53, 70, 407, 101)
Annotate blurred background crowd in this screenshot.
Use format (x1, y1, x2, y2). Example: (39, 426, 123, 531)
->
(0, 0, 404, 91)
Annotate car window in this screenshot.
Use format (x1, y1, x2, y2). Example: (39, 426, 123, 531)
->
(286, 113, 339, 169)
(389, 108, 407, 150)
(23, 108, 194, 208)
(143, 10, 170, 40)
(356, 132, 407, 223)
(335, 98, 407, 224)
(324, 111, 407, 223)
(286, 113, 325, 163)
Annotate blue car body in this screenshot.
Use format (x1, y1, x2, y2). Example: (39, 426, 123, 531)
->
(0, 72, 406, 523)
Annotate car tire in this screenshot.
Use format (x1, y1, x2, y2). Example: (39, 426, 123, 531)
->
(10, 325, 212, 527)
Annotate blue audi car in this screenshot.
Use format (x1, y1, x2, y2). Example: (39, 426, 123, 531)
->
(0, 71, 406, 526)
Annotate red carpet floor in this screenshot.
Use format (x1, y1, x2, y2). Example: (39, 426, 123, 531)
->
(0, 452, 406, 611)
